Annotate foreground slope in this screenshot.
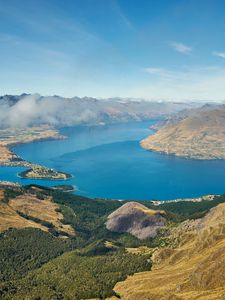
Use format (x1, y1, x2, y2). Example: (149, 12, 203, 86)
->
(2, 183, 225, 299)
(141, 108, 225, 159)
(112, 202, 225, 299)
(0, 187, 75, 237)
(0, 184, 152, 299)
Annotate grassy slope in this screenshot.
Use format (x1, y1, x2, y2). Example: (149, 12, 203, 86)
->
(0, 186, 152, 299)
(112, 201, 225, 299)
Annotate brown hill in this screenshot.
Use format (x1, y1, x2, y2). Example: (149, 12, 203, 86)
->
(0, 189, 74, 237)
(150, 103, 223, 130)
(141, 108, 225, 159)
(106, 202, 166, 240)
(111, 202, 225, 299)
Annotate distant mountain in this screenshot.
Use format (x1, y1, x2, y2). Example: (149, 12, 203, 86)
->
(150, 103, 225, 130)
(0, 93, 29, 106)
(0, 93, 201, 128)
(141, 106, 225, 159)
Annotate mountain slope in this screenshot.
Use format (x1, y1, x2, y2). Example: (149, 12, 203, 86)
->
(2, 184, 225, 299)
(141, 108, 225, 159)
(150, 103, 224, 130)
(0, 188, 75, 237)
(112, 202, 225, 299)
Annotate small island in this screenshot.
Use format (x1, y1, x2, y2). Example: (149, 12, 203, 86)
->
(19, 166, 71, 180)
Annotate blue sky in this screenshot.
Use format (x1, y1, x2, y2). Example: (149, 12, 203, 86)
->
(1, 0, 225, 100)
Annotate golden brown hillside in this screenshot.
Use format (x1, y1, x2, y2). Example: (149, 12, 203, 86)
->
(0, 189, 75, 237)
(141, 108, 225, 159)
(111, 202, 225, 299)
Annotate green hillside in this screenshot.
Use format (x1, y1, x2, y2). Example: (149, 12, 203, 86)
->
(1, 184, 225, 299)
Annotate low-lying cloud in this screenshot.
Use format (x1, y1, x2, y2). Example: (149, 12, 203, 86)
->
(0, 94, 196, 129)
(0, 94, 98, 128)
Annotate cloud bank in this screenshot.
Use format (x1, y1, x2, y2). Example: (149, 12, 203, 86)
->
(0, 94, 197, 128)
(0, 95, 98, 128)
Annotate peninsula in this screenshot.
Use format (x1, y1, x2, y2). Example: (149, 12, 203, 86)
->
(0, 126, 71, 180)
(141, 108, 225, 160)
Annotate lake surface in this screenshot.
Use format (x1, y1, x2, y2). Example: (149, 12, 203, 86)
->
(1, 120, 225, 200)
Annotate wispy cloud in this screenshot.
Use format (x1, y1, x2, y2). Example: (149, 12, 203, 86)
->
(140, 65, 225, 101)
(213, 51, 225, 59)
(144, 67, 164, 75)
(143, 67, 171, 79)
(170, 42, 192, 55)
(111, 0, 134, 30)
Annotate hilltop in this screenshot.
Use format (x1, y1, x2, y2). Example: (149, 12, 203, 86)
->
(141, 107, 225, 159)
(106, 202, 166, 239)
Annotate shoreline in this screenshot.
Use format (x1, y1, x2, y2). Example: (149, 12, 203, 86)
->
(0, 126, 72, 181)
(140, 143, 225, 161)
(151, 194, 217, 205)
(0, 180, 219, 205)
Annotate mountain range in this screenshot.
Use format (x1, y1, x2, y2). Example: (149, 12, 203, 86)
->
(0, 94, 201, 128)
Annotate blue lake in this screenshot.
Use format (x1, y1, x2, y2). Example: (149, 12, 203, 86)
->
(1, 120, 225, 200)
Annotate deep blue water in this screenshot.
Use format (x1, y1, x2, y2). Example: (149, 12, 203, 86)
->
(1, 120, 225, 200)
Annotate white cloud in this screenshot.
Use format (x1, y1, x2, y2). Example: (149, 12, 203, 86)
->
(170, 42, 192, 55)
(144, 67, 165, 75)
(143, 67, 172, 79)
(112, 0, 134, 30)
(213, 51, 225, 59)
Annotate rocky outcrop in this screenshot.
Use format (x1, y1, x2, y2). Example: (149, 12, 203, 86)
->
(106, 202, 166, 240)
